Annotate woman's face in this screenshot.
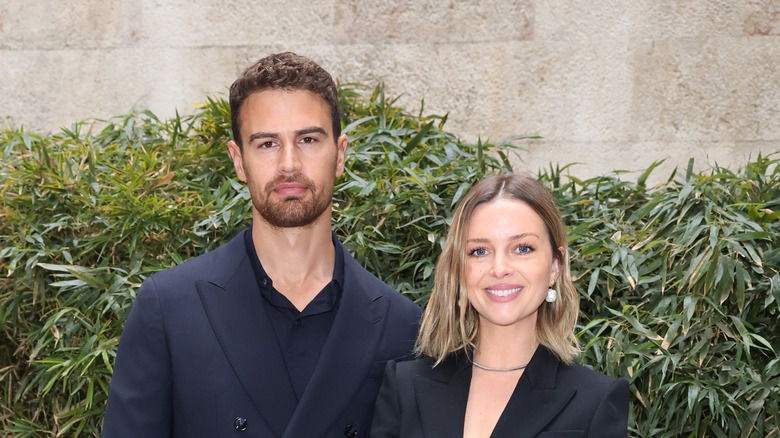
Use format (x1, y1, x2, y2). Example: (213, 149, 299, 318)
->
(464, 198, 560, 334)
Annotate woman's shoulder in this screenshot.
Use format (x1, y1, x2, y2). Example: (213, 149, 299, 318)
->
(392, 351, 470, 380)
(557, 360, 628, 395)
(393, 355, 439, 376)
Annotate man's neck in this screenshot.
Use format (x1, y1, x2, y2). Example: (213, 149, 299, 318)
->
(250, 211, 336, 311)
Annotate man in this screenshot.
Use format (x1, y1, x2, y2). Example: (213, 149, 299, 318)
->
(103, 52, 422, 437)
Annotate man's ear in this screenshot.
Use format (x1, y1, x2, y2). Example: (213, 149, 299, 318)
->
(227, 140, 247, 182)
(335, 134, 348, 178)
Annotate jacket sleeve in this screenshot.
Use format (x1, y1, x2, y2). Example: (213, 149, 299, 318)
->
(102, 277, 173, 438)
(369, 360, 402, 438)
(587, 377, 630, 438)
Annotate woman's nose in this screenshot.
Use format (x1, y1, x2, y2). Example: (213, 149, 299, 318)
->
(489, 254, 511, 278)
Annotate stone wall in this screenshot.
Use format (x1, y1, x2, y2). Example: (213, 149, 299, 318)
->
(2, 0, 779, 180)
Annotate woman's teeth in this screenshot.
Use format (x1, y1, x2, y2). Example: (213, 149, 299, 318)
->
(486, 287, 521, 297)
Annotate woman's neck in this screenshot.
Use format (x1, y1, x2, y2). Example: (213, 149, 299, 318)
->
(472, 323, 539, 368)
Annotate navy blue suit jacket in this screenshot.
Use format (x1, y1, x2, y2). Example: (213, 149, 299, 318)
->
(103, 228, 422, 437)
(371, 345, 629, 437)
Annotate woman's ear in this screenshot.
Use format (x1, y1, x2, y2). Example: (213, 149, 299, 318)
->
(551, 246, 564, 282)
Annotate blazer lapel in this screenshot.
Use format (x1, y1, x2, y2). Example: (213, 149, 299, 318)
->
(491, 346, 576, 438)
(415, 353, 472, 437)
(282, 245, 388, 438)
(196, 231, 297, 438)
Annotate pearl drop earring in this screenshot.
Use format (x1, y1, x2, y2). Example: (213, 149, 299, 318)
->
(546, 287, 557, 303)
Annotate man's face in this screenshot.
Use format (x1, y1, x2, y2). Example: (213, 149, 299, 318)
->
(227, 89, 347, 229)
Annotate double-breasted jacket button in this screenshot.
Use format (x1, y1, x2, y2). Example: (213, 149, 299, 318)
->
(343, 424, 358, 437)
(234, 416, 248, 431)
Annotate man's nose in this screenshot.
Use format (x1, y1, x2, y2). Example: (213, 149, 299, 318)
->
(279, 142, 302, 173)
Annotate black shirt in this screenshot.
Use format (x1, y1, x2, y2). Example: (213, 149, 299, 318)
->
(244, 228, 345, 401)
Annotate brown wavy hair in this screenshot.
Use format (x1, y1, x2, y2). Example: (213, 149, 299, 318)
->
(228, 52, 341, 148)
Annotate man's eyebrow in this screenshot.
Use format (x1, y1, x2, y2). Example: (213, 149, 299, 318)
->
(247, 131, 278, 143)
(247, 126, 327, 143)
(296, 126, 327, 136)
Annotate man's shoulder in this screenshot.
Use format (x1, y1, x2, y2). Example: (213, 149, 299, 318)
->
(343, 254, 420, 311)
(146, 229, 248, 287)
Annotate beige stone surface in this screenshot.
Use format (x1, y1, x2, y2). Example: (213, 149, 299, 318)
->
(1, 0, 778, 179)
(332, 0, 534, 43)
(515, 139, 771, 185)
(632, 37, 780, 142)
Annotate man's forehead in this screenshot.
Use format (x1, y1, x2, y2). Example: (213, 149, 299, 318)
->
(239, 89, 333, 134)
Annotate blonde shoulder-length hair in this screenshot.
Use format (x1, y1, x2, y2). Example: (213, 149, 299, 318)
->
(415, 174, 581, 366)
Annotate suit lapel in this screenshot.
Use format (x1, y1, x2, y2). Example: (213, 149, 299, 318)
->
(282, 245, 388, 438)
(196, 231, 297, 438)
(413, 346, 575, 438)
(414, 353, 472, 437)
(491, 346, 576, 438)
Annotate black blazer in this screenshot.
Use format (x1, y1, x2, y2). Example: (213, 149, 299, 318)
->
(103, 228, 422, 438)
(371, 345, 629, 437)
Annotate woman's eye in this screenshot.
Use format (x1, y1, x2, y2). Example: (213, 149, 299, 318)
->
(515, 245, 532, 254)
(468, 247, 488, 257)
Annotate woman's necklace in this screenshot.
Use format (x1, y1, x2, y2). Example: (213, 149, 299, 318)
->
(471, 361, 528, 372)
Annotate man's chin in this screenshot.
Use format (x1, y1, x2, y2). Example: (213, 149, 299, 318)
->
(263, 216, 318, 229)
(257, 205, 320, 229)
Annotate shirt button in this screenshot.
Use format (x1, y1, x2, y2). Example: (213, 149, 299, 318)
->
(344, 424, 358, 437)
(234, 417, 248, 431)
(261, 278, 268, 287)
(294, 319, 302, 327)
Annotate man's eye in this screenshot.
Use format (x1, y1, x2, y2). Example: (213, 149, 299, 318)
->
(300, 136, 317, 144)
(259, 141, 275, 149)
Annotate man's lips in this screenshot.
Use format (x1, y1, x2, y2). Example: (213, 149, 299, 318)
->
(273, 182, 308, 196)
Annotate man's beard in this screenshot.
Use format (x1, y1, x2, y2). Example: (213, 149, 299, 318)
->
(253, 174, 333, 229)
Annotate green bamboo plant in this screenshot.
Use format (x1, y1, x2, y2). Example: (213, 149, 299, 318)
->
(554, 158, 780, 437)
(1, 85, 778, 437)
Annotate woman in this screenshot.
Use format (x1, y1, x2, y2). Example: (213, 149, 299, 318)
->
(370, 174, 629, 437)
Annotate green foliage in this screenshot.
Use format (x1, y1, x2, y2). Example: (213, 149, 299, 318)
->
(1, 83, 778, 437)
(544, 158, 780, 437)
(0, 100, 248, 436)
(334, 84, 523, 303)
(0, 85, 519, 435)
